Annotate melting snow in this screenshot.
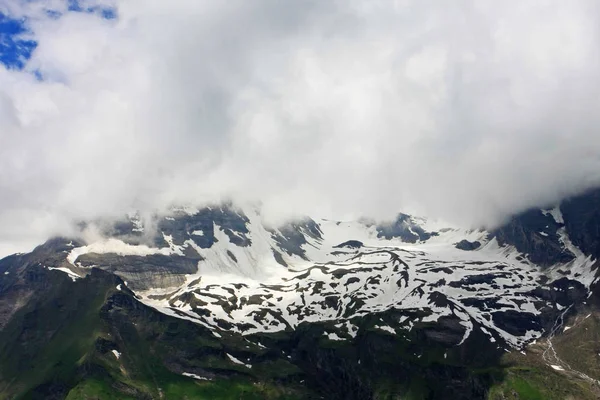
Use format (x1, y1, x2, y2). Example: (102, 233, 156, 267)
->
(226, 354, 252, 368)
(47, 267, 80, 281)
(182, 372, 210, 381)
(376, 325, 396, 335)
(326, 332, 345, 341)
(65, 207, 595, 351)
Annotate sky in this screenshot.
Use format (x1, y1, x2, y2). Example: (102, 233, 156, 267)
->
(1, 0, 600, 255)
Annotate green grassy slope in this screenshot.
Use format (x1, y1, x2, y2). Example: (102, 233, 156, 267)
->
(0, 266, 599, 399)
(0, 268, 309, 399)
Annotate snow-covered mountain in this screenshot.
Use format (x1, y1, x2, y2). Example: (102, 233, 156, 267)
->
(1, 189, 600, 399)
(47, 196, 598, 351)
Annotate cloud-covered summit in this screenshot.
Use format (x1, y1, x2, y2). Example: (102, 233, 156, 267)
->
(1, 0, 600, 255)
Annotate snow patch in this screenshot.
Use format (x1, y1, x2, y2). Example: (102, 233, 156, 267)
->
(68, 239, 172, 265)
(325, 332, 345, 341)
(182, 372, 210, 381)
(375, 325, 396, 335)
(226, 354, 252, 369)
(47, 267, 80, 281)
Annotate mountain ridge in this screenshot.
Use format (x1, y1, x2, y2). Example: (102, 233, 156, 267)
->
(0, 188, 599, 399)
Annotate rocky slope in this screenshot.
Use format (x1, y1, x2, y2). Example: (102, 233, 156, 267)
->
(0, 189, 599, 399)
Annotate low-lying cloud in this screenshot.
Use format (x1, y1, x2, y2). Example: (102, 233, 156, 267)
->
(1, 0, 600, 255)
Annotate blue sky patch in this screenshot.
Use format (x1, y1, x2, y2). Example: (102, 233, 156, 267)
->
(0, 2, 117, 72)
(0, 14, 37, 70)
(67, 0, 117, 19)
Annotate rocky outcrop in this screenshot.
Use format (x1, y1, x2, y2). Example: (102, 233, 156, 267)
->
(491, 209, 574, 266)
(489, 188, 600, 266)
(561, 187, 600, 260)
(156, 205, 252, 248)
(75, 253, 201, 290)
(376, 213, 438, 243)
(334, 240, 364, 249)
(269, 218, 323, 260)
(0, 238, 83, 329)
(455, 240, 481, 251)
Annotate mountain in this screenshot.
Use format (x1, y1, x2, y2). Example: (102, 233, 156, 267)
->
(0, 190, 600, 399)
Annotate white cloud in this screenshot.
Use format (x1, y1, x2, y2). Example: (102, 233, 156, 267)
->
(1, 0, 600, 255)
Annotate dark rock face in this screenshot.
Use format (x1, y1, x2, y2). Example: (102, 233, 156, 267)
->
(75, 253, 201, 290)
(76, 253, 200, 274)
(561, 187, 600, 260)
(529, 277, 588, 309)
(5, 237, 83, 273)
(270, 218, 323, 260)
(491, 209, 574, 266)
(448, 272, 511, 288)
(491, 188, 600, 265)
(156, 205, 252, 248)
(421, 315, 467, 345)
(376, 213, 438, 243)
(0, 238, 84, 329)
(491, 310, 540, 337)
(94, 337, 118, 354)
(80, 205, 254, 250)
(455, 240, 481, 251)
(334, 240, 364, 249)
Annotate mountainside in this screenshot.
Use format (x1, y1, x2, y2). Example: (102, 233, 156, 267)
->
(0, 189, 600, 399)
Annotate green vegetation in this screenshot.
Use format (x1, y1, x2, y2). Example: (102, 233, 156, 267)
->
(1, 266, 600, 399)
(552, 311, 600, 382)
(0, 268, 115, 399)
(0, 269, 310, 399)
(489, 369, 545, 400)
(488, 365, 597, 400)
(486, 310, 600, 400)
(66, 379, 135, 400)
(66, 377, 303, 400)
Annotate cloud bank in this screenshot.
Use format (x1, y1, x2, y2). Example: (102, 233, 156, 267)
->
(1, 0, 600, 255)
